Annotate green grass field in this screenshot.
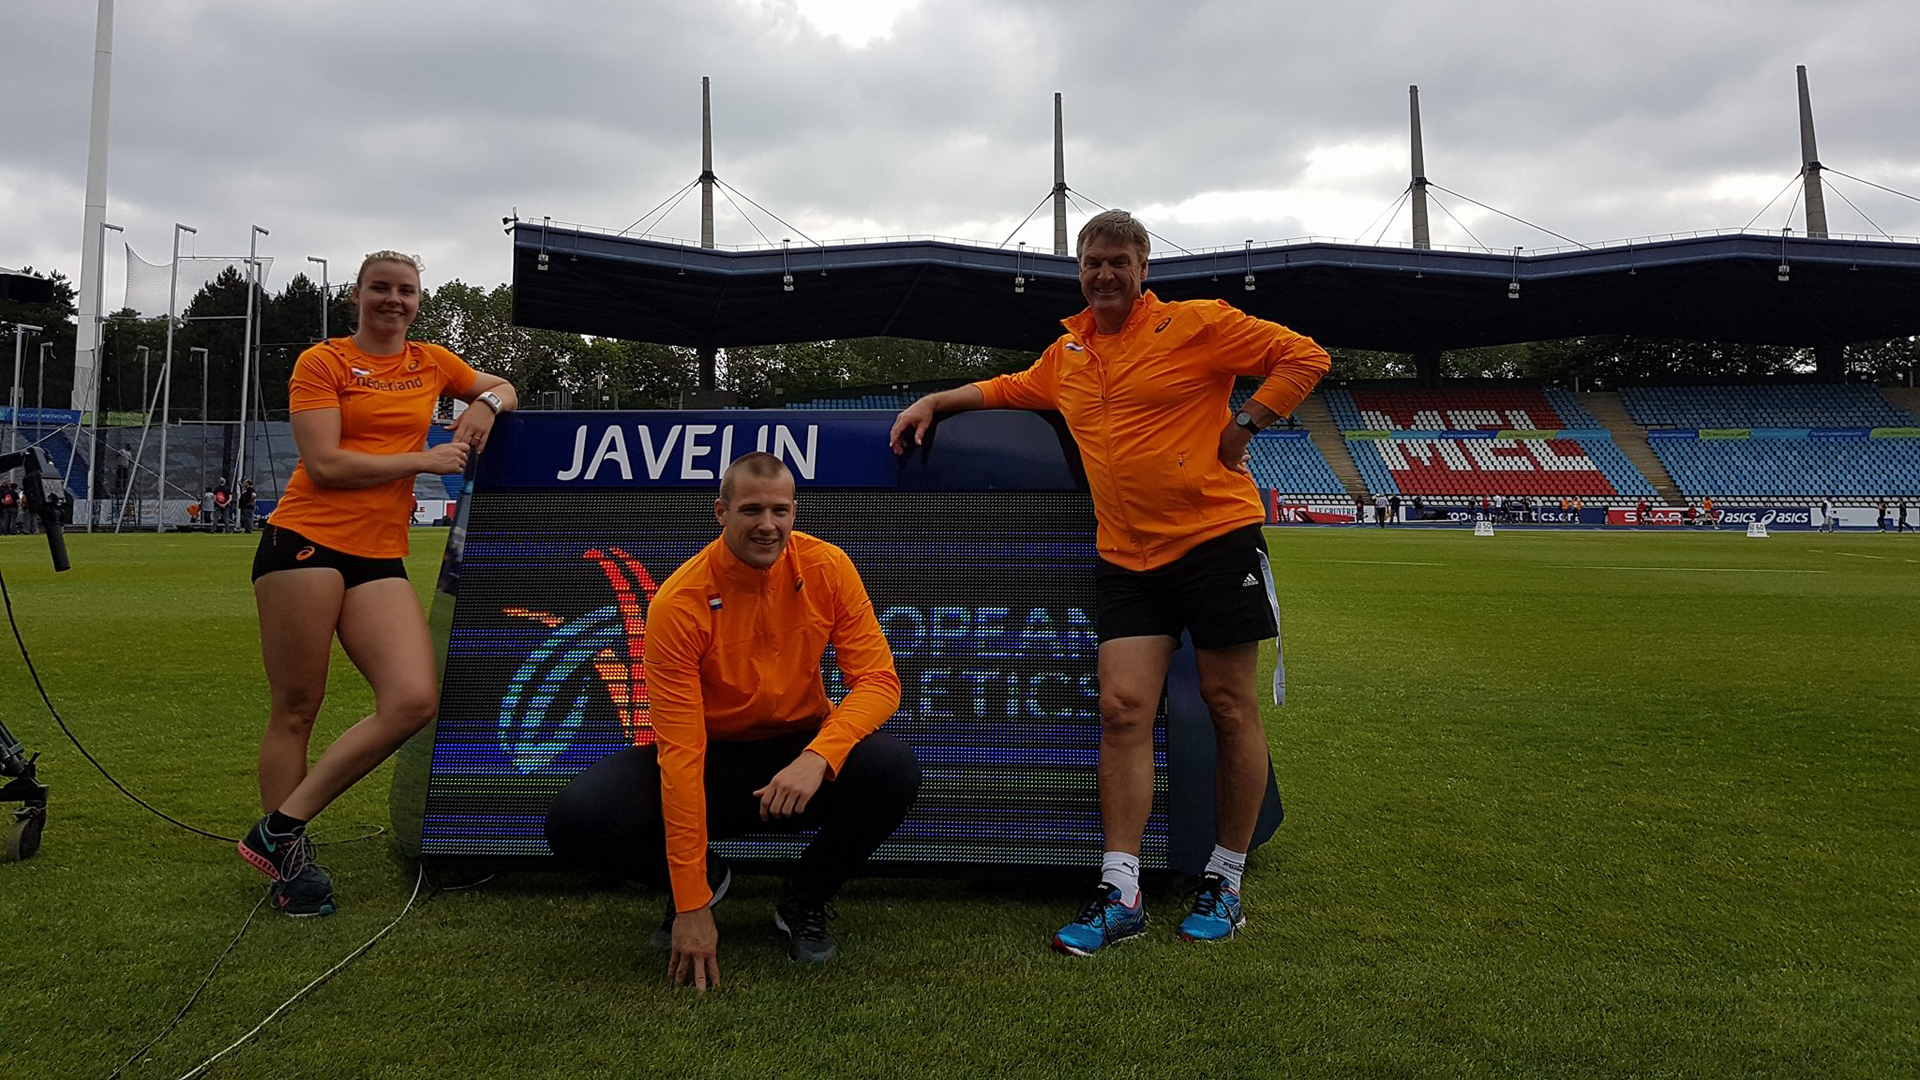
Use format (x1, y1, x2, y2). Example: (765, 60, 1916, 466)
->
(1, 527, 1915, 1079)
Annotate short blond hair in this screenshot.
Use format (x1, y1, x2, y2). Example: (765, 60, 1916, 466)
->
(356, 249, 424, 286)
(718, 452, 792, 505)
(1076, 210, 1150, 260)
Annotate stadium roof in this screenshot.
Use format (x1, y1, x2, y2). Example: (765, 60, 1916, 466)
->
(509, 224, 1920, 354)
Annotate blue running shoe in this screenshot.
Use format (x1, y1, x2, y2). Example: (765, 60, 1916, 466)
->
(1050, 883, 1147, 957)
(1178, 873, 1245, 942)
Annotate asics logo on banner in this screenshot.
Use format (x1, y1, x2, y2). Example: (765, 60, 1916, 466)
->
(496, 548, 660, 774)
(1242, 573, 1259, 588)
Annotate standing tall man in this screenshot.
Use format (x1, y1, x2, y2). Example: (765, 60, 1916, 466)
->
(545, 453, 921, 989)
(890, 210, 1330, 953)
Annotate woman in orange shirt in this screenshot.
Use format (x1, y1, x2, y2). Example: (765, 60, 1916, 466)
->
(236, 251, 517, 916)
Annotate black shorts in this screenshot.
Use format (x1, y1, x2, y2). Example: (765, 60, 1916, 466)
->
(1094, 522, 1279, 649)
(251, 523, 408, 590)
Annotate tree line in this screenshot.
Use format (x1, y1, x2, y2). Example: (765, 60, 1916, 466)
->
(4, 266, 1913, 422)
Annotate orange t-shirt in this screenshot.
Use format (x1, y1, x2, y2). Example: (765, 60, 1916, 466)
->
(975, 291, 1330, 571)
(269, 337, 477, 558)
(646, 531, 901, 911)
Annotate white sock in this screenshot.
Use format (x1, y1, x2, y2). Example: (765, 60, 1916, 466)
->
(1101, 852, 1142, 907)
(1203, 845, 1247, 892)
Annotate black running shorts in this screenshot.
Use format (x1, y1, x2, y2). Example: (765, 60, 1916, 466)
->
(1094, 522, 1279, 649)
(251, 523, 408, 590)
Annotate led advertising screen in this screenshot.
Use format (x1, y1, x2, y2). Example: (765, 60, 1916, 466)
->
(392, 409, 1278, 875)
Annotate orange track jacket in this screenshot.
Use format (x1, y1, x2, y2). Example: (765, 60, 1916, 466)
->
(974, 291, 1330, 571)
(646, 531, 901, 910)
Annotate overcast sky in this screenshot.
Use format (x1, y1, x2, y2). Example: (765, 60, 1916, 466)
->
(7, 0, 1920, 311)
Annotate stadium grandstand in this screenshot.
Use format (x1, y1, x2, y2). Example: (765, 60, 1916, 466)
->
(761, 377, 1918, 523)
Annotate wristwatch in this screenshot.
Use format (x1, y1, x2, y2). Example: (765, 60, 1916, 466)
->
(1234, 410, 1261, 433)
(476, 390, 504, 414)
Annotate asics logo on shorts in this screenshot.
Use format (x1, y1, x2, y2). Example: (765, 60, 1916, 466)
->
(297, 546, 317, 561)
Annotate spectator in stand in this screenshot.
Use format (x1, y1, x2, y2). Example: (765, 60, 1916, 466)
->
(238, 479, 257, 534)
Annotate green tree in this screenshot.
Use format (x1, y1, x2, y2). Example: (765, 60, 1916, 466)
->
(0, 268, 79, 412)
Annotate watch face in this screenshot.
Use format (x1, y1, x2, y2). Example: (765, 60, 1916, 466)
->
(1236, 411, 1255, 428)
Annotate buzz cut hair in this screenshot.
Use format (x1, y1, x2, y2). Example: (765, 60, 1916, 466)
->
(355, 249, 425, 287)
(1076, 210, 1150, 260)
(718, 451, 792, 505)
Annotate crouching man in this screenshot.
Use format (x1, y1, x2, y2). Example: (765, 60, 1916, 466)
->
(545, 452, 921, 991)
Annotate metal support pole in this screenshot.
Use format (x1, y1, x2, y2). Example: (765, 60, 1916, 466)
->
(83, 220, 122, 529)
(308, 256, 328, 341)
(1410, 85, 1432, 250)
(9, 324, 43, 457)
(1052, 92, 1068, 257)
(192, 346, 208, 501)
(156, 223, 195, 532)
(236, 225, 268, 500)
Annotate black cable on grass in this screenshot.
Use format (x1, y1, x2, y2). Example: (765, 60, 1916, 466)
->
(0, 566, 384, 849)
(0, 564, 236, 843)
(106, 892, 270, 1080)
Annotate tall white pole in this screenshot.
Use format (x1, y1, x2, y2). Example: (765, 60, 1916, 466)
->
(73, 0, 116, 414)
(82, 220, 122, 529)
(236, 226, 268, 496)
(155, 223, 193, 532)
(308, 256, 329, 342)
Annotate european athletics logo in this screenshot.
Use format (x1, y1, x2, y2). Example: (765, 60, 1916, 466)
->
(495, 548, 659, 774)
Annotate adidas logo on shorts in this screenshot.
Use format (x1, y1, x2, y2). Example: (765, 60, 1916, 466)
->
(1242, 573, 1259, 587)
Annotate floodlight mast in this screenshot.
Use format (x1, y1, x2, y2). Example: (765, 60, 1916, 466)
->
(72, 0, 115, 418)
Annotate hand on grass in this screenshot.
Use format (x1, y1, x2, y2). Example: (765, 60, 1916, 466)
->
(669, 906, 720, 994)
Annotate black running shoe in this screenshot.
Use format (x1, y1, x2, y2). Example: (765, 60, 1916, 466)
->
(650, 855, 733, 951)
(272, 862, 337, 917)
(237, 815, 307, 882)
(773, 895, 838, 964)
